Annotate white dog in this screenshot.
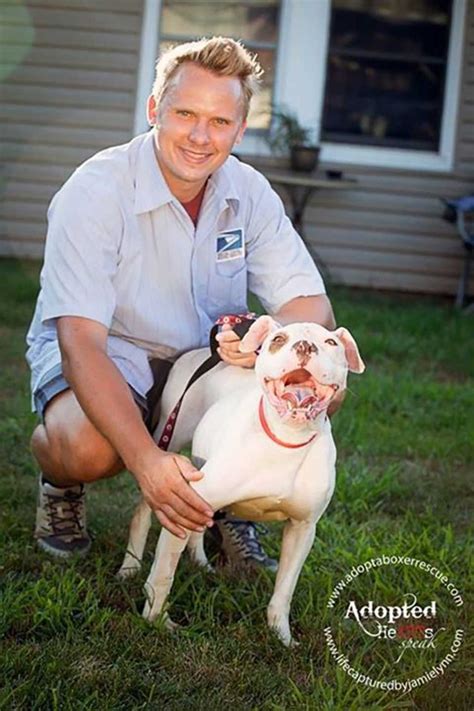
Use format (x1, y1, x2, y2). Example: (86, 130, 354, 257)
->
(119, 316, 365, 646)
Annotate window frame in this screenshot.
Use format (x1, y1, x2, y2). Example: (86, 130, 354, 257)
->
(135, 0, 467, 173)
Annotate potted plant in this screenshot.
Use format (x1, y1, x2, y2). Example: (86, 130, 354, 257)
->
(266, 106, 320, 172)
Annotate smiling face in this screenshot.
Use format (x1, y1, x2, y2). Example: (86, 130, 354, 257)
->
(256, 323, 350, 424)
(147, 62, 247, 202)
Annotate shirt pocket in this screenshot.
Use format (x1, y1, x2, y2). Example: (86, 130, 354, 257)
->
(207, 258, 248, 319)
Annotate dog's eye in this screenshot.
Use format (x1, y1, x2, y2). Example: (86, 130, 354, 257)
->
(325, 338, 338, 346)
(269, 333, 289, 352)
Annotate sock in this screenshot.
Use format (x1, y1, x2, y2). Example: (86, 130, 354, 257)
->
(41, 474, 83, 491)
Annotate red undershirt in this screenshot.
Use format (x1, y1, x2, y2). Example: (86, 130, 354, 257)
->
(180, 183, 207, 226)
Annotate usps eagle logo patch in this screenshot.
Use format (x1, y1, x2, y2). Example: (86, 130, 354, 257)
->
(216, 228, 244, 262)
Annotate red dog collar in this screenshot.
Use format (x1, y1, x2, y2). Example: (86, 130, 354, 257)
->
(258, 397, 316, 449)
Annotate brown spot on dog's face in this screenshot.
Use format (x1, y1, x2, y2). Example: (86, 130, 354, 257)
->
(269, 331, 290, 353)
(292, 340, 318, 366)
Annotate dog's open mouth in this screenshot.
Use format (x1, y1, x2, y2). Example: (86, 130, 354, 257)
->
(264, 368, 338, 422)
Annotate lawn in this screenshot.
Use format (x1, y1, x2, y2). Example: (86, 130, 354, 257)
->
(0, 258, 472, 710)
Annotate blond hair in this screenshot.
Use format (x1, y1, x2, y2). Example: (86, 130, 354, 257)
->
(152, 36, 263, 118)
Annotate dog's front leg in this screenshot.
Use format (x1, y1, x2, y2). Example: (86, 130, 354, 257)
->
(117, 498, 152, 578)
(187, 532, 212, 570)
(142, 528, 190, 627)
(267, 519, 316, 647)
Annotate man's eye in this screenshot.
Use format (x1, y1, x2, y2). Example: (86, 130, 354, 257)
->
(214, 118, 229, 126)
(177, 110, 191, 117)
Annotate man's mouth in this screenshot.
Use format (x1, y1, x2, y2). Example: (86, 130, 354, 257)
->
(263, 368, 339, 421)
(180, 147, 213, 164)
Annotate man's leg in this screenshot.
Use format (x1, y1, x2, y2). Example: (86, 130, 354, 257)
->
(31, 389, 123, 486)
(31, 388, 127, 557)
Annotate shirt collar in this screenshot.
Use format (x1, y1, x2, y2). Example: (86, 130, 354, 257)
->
(207, 157, 241, 212)
(134, 131, 241, 215)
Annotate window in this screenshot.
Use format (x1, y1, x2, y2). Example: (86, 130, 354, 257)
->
(321, 0, 453, 152)
(158, 0, 281, 129)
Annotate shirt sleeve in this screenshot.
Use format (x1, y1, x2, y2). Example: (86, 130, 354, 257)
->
(40, 177, 122, 328)
(244, 170, 326, 315)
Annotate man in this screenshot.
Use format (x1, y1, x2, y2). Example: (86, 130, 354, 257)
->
(27, 37, 336, 566)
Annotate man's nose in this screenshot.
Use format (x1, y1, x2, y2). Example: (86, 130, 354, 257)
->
(189, 120, 210, 144)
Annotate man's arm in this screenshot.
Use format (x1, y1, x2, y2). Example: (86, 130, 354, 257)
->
(57, 316, 214, 537)
(274, 294, 336, 329)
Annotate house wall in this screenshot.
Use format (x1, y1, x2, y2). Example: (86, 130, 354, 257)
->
(0, 0, 472, 298)
(283, 3, 474, 297)
(0, 0, 143, 257)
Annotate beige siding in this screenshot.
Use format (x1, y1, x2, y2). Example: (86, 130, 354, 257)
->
(297, 163, 473, 297)
(456, 0, 474, 173)
(0, 0, 143, 257)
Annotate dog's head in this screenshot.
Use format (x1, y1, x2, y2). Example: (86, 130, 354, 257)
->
(240, 316, 365, 424)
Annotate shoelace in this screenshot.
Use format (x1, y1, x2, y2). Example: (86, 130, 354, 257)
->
(222, 521, 270, 561)
(44, 489, 85, 539)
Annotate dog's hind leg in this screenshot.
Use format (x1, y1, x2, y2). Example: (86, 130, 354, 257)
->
(117, 498, 152, 579)
(142, 528, 190, 626)
(267, 519, 316, 647)
(187, 531, 212, 571)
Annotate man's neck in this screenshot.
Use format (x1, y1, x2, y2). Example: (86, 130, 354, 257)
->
(180, 182, 207, 226)
(152, 139, 209, 203)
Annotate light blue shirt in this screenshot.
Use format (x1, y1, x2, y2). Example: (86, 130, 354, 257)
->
(26, 131, 325, 405)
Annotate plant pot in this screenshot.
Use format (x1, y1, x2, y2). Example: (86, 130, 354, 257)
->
(290, 145, 320, 172)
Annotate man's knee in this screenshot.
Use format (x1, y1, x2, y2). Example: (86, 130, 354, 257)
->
(34, 391, 123, 483)
(57, 426, 122, 482)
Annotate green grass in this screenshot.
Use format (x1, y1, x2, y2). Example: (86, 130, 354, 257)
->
(0, 258, 472, 710)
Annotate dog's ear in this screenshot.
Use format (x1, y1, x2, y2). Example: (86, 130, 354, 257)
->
(239, 315, 280, 352)
(334, 327, 365, 373)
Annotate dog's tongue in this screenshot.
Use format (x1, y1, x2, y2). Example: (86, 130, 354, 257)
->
(281, 384, 317, 408)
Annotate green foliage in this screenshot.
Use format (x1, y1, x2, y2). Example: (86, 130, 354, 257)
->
(265, 106, 316, 154)
(0, 258, 472, 710)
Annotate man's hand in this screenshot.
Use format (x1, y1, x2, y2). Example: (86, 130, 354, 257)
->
(215, 326, 257, 368)
(135, 449, 214, 538)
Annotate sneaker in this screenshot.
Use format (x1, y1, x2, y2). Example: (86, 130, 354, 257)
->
(35, 476, 91, 557)
(211, 518, 278, 573)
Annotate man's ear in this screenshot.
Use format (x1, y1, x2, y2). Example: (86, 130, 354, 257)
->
(334, 327, 366, 373)
(146, 94, 157, 126)
(239, 315, 280, 352)
(234, 119, 247, 146)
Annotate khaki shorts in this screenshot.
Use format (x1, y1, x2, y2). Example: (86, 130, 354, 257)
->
(33, 358, 173, 434)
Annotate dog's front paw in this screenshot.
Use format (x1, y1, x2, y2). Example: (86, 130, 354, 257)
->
(142, 604, 179, 633)
(274, 628, 297, 648)
(117, 551, 143, 579)
(267, 606, 297, 648)
(116, 563, 141, 579)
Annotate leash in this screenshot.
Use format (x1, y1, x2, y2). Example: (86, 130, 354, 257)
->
(157, 313, 256, 450)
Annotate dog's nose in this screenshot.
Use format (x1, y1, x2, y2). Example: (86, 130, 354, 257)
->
(292, 340, 318, 365)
